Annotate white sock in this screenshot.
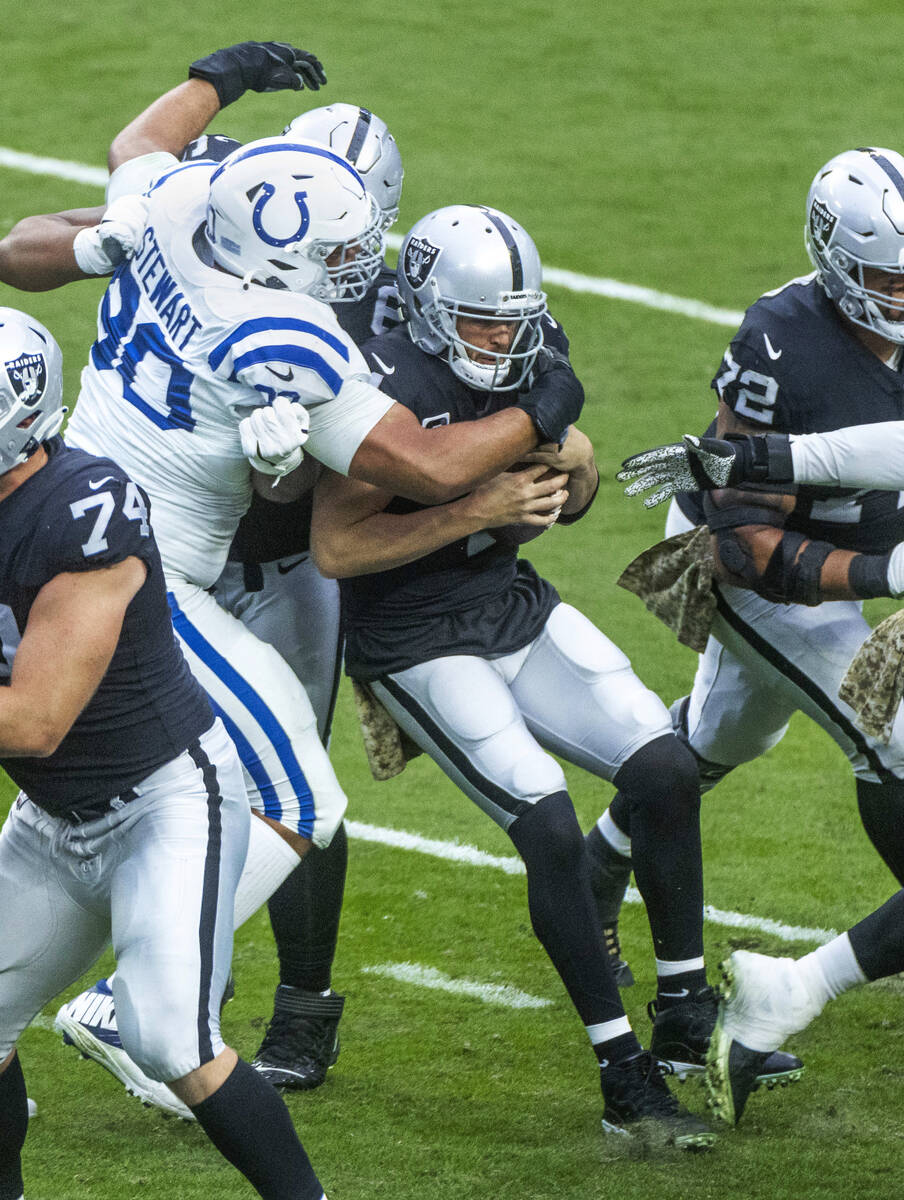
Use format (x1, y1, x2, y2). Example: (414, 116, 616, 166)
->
(233, 817, 302, 929)
(597, 808, 632, 858)
(585, 1015, 632, 1045)
(655, 956, 705, 978)
(797, 934, 867, 1005)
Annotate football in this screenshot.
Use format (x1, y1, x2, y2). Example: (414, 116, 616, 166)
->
(494, 463, 566, 546)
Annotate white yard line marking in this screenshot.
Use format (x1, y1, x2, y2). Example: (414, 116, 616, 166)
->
(0, 146, 744, 327)
(361, 962, 553, 1008)
(346, 820, 837, 946)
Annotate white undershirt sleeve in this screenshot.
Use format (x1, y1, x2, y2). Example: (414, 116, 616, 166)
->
(790, 422, 904, 490)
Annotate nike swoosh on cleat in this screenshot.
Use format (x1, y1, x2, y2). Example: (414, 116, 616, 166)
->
(763, 333, 783, 360)
(266, 365, 295, 382)
(659, 988, 690, 999)
(88, 476, 114, 489)
(370, 353, 395, 375)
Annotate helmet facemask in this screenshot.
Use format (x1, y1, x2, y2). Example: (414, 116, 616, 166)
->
(419, 283, 547, 391)
(315, 193, 385, 303)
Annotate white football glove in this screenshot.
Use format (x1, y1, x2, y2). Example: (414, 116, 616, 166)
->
(72, 194, 150, 276)
(239, 395, 311, 477)
(616, 435, 740, 507)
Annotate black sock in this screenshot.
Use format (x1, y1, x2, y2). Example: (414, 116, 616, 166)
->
(656, 968, 709, 1006)
(848, 889, 904, 981)
(268, 823, 348, 993)
(191, 1058, 323, 1200)
(508, 792, 626, 1026)
(596, 1031, 642, 1068)
(614, 734, 704, 963)
(856, 778, 904, 885)
(0, 1051, 27, 1200)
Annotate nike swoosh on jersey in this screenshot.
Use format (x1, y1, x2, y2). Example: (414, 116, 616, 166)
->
(370, 353, 396, 375)
(763, 333, 783, 360)
(88, 476, 115, 489)
(277, 555, 308, 574)
(266, 365, 295, 382)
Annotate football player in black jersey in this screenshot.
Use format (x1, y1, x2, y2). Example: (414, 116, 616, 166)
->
(310, 204, 725, 1148)
(591, 146, 904, 1101)
(0, 308, 328, 1200)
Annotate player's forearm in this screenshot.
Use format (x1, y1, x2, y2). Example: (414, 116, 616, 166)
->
(351, 406, 537, 505)
(109, 79, 221, 171)
(0, 210, 104, 290)
(789, 424, 904, 490)
(312, 499, 489, 578)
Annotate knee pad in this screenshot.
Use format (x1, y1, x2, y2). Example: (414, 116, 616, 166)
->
(614, 734, 700, 823)
(509, 791, 583, 874)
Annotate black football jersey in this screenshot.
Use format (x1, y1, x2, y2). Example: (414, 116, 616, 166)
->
(0, 438, 212, 816)
(228, 266, 404, 565)
(338, 320, 569, 680)
(677, 275, 904, 552)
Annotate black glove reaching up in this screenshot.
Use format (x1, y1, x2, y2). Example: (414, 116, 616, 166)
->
(515, 347, 585, 446)
(189, 41, 327, 109)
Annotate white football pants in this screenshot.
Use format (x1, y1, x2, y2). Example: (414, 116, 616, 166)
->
(370, 602, 673, 831)
(0, 719, 247, 1081)
(167, 578, 346, 846)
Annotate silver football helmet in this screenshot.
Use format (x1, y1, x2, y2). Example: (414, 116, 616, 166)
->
(397, 205, 547, 391)
(284, 104, 403, 231)
(205, 136, 385, 301)
(805, 147, 904, 343)
(0, 308, 65, 473)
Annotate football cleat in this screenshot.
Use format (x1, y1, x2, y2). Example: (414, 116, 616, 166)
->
(600, 1051, 715, 1150)
(603, 924, 635, 989)
(27, 1097, 37, 1119)
(649, 984, 804, 1087)
(54, 979, 194, 1122)
(252, 986, 344, 1090)
(705, 951, 822, 1125)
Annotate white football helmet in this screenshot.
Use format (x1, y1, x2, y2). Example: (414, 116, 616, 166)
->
(284, 104, 403, 231)
(0, 308, 65, 473)
(397, 205, 547, 391)
(205, 136, 385, 302)
(805, 147, 904, 343)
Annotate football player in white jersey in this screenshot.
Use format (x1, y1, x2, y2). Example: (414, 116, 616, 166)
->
(0, 90, 584, 1125)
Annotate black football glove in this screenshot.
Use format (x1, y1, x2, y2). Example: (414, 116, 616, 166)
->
(515, 347, 585, 445)
(189, 42, 327, 109)
(617, 432, 794, 507)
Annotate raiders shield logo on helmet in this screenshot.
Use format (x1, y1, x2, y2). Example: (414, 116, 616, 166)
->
(403, 236, 440, 287)
(809, 197, 838, 249)
(4, 352, 47, 406)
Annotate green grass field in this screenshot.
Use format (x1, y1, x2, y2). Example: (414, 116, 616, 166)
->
(3, 2, 904, 1196)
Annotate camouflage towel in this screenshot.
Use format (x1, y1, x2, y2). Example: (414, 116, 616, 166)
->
(616, 525, 716, 653)
(839, 607, 904, 744)
(351, 679, 422, 781)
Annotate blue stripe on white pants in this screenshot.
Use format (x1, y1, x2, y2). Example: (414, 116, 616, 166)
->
(165, 583, 346, 843)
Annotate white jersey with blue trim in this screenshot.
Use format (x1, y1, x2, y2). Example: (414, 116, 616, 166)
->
(66, 161, 392, 588)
